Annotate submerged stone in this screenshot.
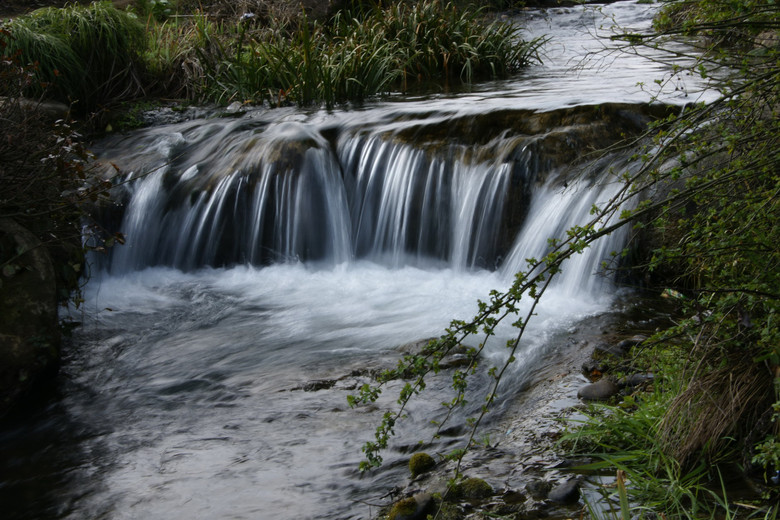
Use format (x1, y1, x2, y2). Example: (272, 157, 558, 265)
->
(525, 479, 551, 500)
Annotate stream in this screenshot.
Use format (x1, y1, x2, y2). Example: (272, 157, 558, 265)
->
(0, 2, 714, 519)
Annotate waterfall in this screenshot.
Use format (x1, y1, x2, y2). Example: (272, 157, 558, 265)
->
(97, 109, 632, 291)
(99, 111, 632, 295)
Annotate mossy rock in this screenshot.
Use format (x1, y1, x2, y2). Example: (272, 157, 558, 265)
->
(409, 452, 436, 478)
(387, 493, 434, 520)
(455, 477, 493, 500)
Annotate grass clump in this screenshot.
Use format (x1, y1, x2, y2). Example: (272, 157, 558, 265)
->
(2, 1, 145, 112)
(142, 0, 544, 107)
(561, 353, 716, 518)
(2, 0, 542, 109)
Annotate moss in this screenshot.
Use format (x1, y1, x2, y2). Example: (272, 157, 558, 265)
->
(458, 477, 493, 500)
(408, 452, 436, 478)
(387, 497, 418, 520)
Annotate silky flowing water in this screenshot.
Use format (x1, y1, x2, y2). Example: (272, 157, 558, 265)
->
(0, 3, 715, 519)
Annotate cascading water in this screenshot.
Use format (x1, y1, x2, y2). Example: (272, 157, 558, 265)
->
(0, 2, 717, 520)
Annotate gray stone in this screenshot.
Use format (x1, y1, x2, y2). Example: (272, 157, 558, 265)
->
(225, 101, 245, 114)
(616, 334, 648, 351)
(577, 378, 619, 401)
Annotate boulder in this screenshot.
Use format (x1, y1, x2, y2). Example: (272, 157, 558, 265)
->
(458, 477, 494, 500)
(0, 219, 60, 415)
(616, 334, 648, 351)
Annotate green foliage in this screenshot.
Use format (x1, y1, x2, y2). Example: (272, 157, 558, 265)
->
(2, 1, 145, 111)
(136, 0, 176, 22)
(562, 370, 732, 518)
(1, 1, 542, 108)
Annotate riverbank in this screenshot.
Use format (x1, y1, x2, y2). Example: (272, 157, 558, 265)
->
(365, 294, 675, 519)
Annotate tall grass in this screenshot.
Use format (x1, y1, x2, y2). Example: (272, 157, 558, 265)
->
(146, 0, 544, 107)
(2, 0, 542, 109)
(3, 1, 145, 111)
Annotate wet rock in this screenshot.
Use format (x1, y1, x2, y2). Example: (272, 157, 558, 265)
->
(225, 101, 245, 114)
(525, 479, 551, 500)
(502, 489, 527, 505)
(547, 479, 580, 504)
(618, 373, 655, 389)
(593, 342, 626, 359)
(408, 452, 436, 478)
(577, 378, 619, 401)
(388, 492, 434, 520)
(517, 501, 550, 519)
(0, 219, 60, 415)
(488, 501, 523, 515)
(293, 379, 336, 391)
(616, 334, 648, 351)
(581, 360, 607, 381)
(457, 477, 493, 500)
